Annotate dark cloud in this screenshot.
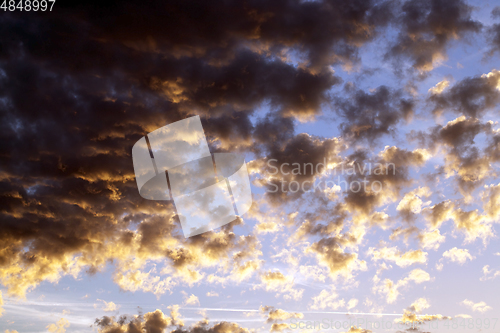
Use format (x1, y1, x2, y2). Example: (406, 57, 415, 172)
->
(95, 309, 252, 333)
(343, 147, 428, 217)
(486, 19, 500, 57)
(95, 309, 178, 333)
(50, 0, 396, 70)
(386, 0, 482, 73)
(251, 131, 343, 204)
(0, 0, 370, 296)
(334, 85, 414, 143)
(428, 71, 500, 117)
(492, 7, 500, 18)
(408, 117, 494, 196)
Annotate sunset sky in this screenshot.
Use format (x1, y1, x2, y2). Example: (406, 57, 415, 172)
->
(1, 0, 500, 332)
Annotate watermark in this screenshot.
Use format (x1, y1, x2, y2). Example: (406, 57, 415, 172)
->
(289, 317, 498, 331)
(132, 116, 252, 238)
(265, 159, 395, 194)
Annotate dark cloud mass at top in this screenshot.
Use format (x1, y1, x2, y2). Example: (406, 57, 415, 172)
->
(386, 0, 482, 74)
(0, 0, 395, 283)
(0, 0, 499, 331)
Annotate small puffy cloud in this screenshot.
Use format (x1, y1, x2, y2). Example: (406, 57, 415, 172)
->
(270, 323, 289, 332)
(103, 301, 118, 312)
(374, 269, 431, 304)
(398, 298, 451, 324)
(429, 79, 450, 95)
(451, 209, 494, 244)
(423, 201, 454, 229)
(144, 309, 175, 332)
(418, 229, 446, 250)
(255, 220, 281, 234)
(408, 269, 431, 284)
(261, 306, 303, 323)
(333, 86, 415, 143)
(442, 247, 475, 264)
(95, 300, 120, 312)
(368, 246, 428, 267)
(397, 311, 451, 324)
(482, 183, 500, 220)
(306, 237, 367, 280)
(206, 291, 219, 297)
(347, 298, 358, 310)
(461, 300, 492, 313)
(409, 298, 431, 313)
(310, 289, 345, 310)
(341, 326, 372, 333)
(184, 294, 200, 306)
(257, 270, 304, 301)
(480, 265, 500, 281)
(397, 187, 431, 216)
(47, 318, 70, 333)
(455, 314, 472, 318)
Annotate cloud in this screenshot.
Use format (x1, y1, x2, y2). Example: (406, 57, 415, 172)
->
(423, 201, 454, 229)
(442, 247, 475, 264)
(396, 186, 431, 220)
(429, 71, 500, 117)
(367, 246, 428, 267)
(455, 314, 472, 318)
(395, 298, 451, 328)
(347, 298, 358, 310)
(396, 311, 451, 325)
(480, 265, 500, 281)
(334, 85, 414, 143)
(374, 269, 431, 303)
(486, 17, 500, 57)
(411, 116, 496, 203)
(386, 0, 482, 73)
(460, 299, 492, 313)
(428, 79, 450, 94)
(95, 300, 120, 312)
(310, 289, 345, 310)
(183, 294, 200, 306)
(343, 146, 429, 220)
(206, 291, 218, 297)
(306, 236, 367, 280)
(409, 298, 430, 313)
(95, 309, 251, 333)
(260, 306, 303, 325)
(418, 229, 446, 250)
(250, 130, 343, 204)
(257, 270, 304, 300)
(46, 318, 70, 333)
(270, 323, 289, 332)
(451, 209, 494, 244)
(341, 326, 372, 333)
(95, 306, 186, 333)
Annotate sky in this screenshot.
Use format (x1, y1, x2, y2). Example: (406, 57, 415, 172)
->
(1, 0, 500, 332)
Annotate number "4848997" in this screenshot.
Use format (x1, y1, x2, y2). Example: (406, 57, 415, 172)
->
(1, 0, 56, 11)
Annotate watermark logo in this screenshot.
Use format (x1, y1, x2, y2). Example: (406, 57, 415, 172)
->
(132, 116, 252, 238)
(265, 159, 395, 194)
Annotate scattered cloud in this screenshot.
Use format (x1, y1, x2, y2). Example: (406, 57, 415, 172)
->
(460, 299, 492, 313)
